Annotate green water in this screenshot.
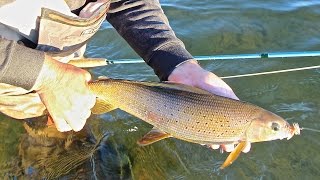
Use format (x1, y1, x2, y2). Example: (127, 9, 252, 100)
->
(1, 0, 320, 179)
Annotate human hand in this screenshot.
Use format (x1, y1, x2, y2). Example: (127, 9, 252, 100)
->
(32, 55, 96, 132)
(168, 60, 251, 153)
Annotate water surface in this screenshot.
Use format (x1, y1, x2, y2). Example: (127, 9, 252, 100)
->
(1, 0, 320, 179)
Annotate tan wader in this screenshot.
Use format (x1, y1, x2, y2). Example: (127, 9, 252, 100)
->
(0, 1, 109, 119)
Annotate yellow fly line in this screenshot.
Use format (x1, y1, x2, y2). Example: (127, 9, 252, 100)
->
(221, 65, 320, 79)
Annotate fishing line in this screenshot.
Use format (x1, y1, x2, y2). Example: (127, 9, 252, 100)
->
(221, 65, 320, 79)
(300, 127, 320, 133)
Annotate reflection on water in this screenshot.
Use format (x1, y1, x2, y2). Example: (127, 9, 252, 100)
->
(0, 116, 134, 179)
(1, 0, 320, 179)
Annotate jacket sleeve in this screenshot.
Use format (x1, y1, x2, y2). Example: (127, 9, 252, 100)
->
(106, 0, 194, 81)
(0, 37, 45, 90)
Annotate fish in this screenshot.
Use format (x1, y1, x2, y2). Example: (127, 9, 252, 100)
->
(88, 78, 300, 169)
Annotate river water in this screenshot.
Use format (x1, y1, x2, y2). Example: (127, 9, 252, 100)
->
(1, 0, 320, 179)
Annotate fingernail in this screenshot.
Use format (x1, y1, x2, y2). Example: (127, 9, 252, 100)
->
(242, 143, 251, 153)
(85, 72, 92, 82)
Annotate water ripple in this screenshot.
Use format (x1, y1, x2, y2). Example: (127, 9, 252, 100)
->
(273, 102, 315, 113)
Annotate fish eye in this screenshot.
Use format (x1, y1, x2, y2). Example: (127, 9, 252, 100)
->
(271, 122, 280, 131)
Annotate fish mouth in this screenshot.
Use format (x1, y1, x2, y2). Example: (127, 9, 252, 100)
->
(285, 123, 300, 140)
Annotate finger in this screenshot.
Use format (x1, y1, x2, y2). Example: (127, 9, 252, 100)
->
(242, 142, 251, 153)
(51, 115, 72, 132)
(86, 94, 96, 109)
(221, 144, 235, 152)
(228, 92, 239, 100)
(64, 108, 91, 131)
(98, 76, 108, 80)
(209, 144, 220, 149)
(62, 93, 94, 131)
(84, 71, 92, 82)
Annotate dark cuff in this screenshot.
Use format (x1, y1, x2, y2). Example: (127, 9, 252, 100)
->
(148, 43, 194, 81)
(0, 41, 45, 90)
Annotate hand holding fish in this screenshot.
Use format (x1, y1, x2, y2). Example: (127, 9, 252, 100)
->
(167, 60, 251, 153)
(32, 55, 96, 132)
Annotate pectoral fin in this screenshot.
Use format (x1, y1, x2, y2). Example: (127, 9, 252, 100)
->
(137, 128, 172, 146)
(220, 141, 248, 169)
(91, 98, 117, 114)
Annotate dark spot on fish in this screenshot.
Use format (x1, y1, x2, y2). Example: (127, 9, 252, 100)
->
(220, 124, 223, 127)
(198, 130, 201, 132)
(175, 120, 178, 123)
(185, 127, 188, 129)
(203, 130, 206, 133)
(196, 121, 200, 124)
(205, 123, 208, 125)
(203, 115, 206, 118)
(170, 113, 174, 116)
(192, 126, 194, 129)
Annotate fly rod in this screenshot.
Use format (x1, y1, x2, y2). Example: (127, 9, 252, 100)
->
(107, 51, 320, 65)
(68, 51, 320, 67)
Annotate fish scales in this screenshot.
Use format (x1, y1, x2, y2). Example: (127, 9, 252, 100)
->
(90, 79, 263, 144)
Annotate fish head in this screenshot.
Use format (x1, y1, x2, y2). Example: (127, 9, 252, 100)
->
(245, 110, 296, 143)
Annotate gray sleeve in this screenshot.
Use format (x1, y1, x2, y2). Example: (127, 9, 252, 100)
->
(0, 38, 45, 90)
(106, 0, 194, 81)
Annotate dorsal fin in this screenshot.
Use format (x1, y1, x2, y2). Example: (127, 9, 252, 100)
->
(133, 80, 212, 95)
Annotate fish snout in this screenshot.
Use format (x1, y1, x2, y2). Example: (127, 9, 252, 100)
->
(245, 110, 295, 142)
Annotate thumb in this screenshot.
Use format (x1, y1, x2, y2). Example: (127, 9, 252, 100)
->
(84, 71, 92, 82)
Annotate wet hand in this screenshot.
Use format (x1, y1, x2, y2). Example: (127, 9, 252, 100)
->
(168, 60, 251, 153)
(32, 55, 96, 132)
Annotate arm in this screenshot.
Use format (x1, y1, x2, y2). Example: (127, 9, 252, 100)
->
(0, 38, 44, 90)
(0, 37, 95, 132)
(107, 0, 250, 152)
(106, 0, 193, 81)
